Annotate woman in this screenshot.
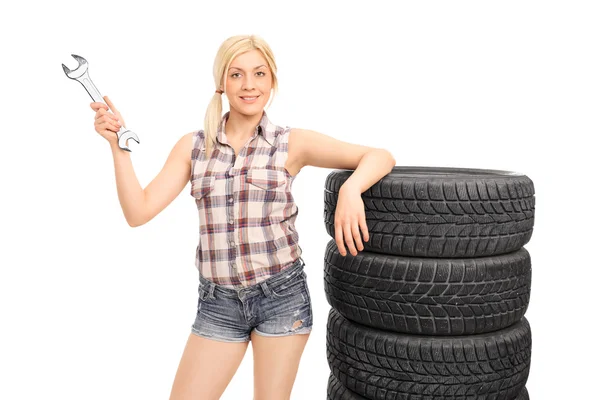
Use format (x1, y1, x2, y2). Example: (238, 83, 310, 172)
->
(90, 34, 395, 400)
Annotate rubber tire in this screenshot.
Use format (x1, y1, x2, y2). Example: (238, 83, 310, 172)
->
(327, 308, 531, 399)
(324, 166, 535, 258)
(324, 239, 532, 335)
(327, 373, 530, 400)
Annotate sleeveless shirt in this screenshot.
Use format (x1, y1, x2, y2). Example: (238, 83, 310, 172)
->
(189, 110, 303, 288)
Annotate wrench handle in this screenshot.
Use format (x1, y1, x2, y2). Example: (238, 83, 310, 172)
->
(78, 74, 105, 105)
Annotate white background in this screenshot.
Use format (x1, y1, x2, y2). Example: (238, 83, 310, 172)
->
(1, 1, 598, 399)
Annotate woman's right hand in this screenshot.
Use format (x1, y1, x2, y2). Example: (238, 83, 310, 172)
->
(90, 96, 126, 145)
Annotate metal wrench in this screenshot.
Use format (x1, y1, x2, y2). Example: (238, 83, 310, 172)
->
(62, 54, 140, 152)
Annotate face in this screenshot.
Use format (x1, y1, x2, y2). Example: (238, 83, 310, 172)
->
(223, 49, 273, 117)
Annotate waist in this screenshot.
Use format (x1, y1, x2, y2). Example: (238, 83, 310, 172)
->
(198, 257, 305, 296)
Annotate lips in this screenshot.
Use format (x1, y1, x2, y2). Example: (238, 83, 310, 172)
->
(240, 95, 260, 103)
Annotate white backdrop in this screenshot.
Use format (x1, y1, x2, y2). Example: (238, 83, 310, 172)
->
(2, 1, 598, 399)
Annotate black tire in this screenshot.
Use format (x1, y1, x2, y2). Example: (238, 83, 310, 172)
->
(327, 372, 367, 399)
(327, 373, 529, 399)
(327, 308, 531, 399)
(324, 166, 535, 258)
(324, 239, 532, 335)
(515, 386, 529, 400)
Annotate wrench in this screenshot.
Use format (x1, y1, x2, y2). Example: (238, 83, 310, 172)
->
(62, 54, 140, 152)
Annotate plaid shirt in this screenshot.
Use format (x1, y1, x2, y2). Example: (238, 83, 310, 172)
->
(189, 111, 302, 288)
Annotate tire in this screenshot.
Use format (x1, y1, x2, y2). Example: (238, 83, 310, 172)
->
(324, 239, 532, 335)
(327, 373, 529, 399)
(327, 308, 531, 399)
(327, 372, 367, 399)
(515, 386, 529, 400)
(324, 166, 535, 258)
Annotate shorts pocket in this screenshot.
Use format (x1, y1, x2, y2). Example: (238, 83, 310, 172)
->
(270, 274, 306, 298)
(198, 284, 215, 303)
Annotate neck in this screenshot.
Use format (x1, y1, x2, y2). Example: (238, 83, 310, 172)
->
(225, 109, 264, 141)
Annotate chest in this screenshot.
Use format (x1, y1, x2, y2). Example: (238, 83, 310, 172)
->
(219, 132, 299, 177)
(192, 132, 289, 185)
(190, 149, 292, 216)
(228, 139, 246, 158)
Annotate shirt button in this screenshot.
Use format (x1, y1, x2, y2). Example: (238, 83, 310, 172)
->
(228, 219, 234, 224)
(229, 241, 235, 247)
(228, 197, 233, 203)
(231, 263, 236, 269)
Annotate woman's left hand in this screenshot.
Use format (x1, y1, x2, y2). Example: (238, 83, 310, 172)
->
(334, 184, 369, 256)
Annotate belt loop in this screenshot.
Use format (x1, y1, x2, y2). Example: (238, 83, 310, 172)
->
(207, 282, 216, 300)
(296, 257, 305, 272)
(260, 281, 271, 297)
(298, 257, 306, 278)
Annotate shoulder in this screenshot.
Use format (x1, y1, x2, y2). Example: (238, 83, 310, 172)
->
(289, 127, 303, 138)
(188, 129, 207, 150)
(288, 127, 312, 148)
(192, 129, 205, 141)
(166, 131, 199, 165)
(286, 128, 306, 166)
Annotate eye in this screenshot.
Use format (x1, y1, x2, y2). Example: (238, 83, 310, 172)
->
(231, 72, 241, 78)
(256, 71, 266, 76)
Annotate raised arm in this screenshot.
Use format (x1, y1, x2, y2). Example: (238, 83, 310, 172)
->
(110, 132, 194, 227)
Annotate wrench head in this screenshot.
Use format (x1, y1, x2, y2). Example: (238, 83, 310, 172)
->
(118, 129, 140, 152)
(61, 54, 88, 79)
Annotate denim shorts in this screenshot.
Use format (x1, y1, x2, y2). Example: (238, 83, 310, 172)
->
(191, 257, 313, 343)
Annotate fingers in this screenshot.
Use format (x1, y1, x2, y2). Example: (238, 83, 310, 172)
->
(107, 118, 121, 132)
(104, 95, 117, 113)
(334, 219, 346, 256)
(93, 110, 121, 134)
(89, 98, 115, 115)
(90, 100, 118, 121)
(90, 101, 108, 112)
(114, 112, 125, 128)
(95, 108, 120, 124)
(359, 217, 369, 243)
(89, 96, 121, 144)
(336, 218, 369, 257)
(90, 96, 126, 129)
(351, 222, 363, 252)
(343, 222, 358, 256)
(95, 116, 121, 133)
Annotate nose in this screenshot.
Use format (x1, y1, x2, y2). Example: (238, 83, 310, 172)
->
(242, 75, 255, 91)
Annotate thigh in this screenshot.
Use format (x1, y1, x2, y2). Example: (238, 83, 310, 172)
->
(251, 272, 313, 399)
(251, 330, 311, 400)
(169, 333, 249, 400)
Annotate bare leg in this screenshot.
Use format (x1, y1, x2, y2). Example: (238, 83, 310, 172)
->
(251, 329, 311, 400)
(169, 333, 249, 400)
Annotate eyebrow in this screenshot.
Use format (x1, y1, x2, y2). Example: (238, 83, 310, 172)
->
(228, 65, 267, 71)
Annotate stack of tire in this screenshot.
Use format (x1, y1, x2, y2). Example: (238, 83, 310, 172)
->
(323, 166, 534, 400)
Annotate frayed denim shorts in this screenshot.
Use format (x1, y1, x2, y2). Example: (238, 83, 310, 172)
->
(191, 257, 313, 343)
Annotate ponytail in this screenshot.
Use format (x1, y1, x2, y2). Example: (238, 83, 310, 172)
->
(203, 92, 223, 156)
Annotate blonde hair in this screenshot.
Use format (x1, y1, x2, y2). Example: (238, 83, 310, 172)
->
(203, 34, 279, 156)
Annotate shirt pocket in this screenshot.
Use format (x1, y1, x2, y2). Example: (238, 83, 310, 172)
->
(191, 175, 216, 199)
(245, 168, 287, 190)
